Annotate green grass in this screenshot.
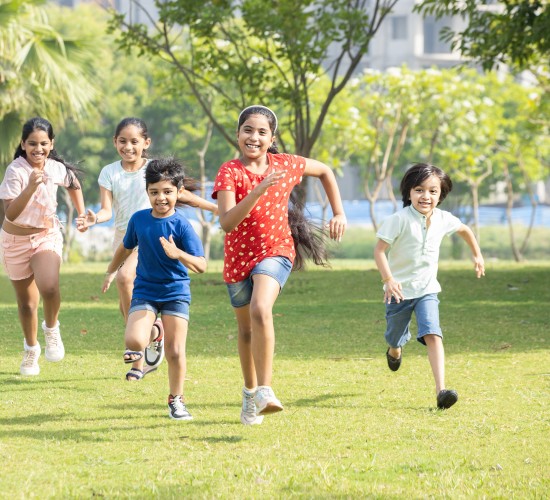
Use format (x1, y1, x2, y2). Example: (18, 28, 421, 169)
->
(0, 261, 549, 498)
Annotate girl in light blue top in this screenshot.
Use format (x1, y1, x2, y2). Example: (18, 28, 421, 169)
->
(76, 117, 217, 380)
(374, 163, 485, 410)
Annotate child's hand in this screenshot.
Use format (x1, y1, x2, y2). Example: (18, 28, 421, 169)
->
(254, 171, 286, 196)
(27, 168, 45, 192)
(76, 209, 96, 231)
(102, 271, 117, 293)
(473, 256, 485, 278)
(327, 214, 347, 241)
(159, 235, 181, 260)
(384, 279, 404, 304)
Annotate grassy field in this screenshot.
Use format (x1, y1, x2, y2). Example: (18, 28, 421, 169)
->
(0, 260, 548, 498)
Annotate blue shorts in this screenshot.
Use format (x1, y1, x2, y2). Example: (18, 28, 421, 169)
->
(384, 293, 442, 347)
(226, 256, 293, 308)
(129, 298, 190, 320)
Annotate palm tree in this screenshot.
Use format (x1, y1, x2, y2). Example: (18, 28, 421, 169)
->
(0, 0, 98, 166)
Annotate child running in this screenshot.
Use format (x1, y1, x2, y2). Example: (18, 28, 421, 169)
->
(76, 117, 216, 381)
(212, 105, 347, 425)
(102, 157, 206, 420)
(0, 117, 87, 376)
(374, 163, 485, 409)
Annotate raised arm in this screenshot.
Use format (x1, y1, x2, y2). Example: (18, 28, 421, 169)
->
(303, 158, 347, 241)
(216, 171, 285, 233)
(178, 189, 218, 215)
(456, 224, 485, 278)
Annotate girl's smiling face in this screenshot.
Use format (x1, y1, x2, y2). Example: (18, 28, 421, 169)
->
(21, 130, 54, 169)
(237, 114, 274, 162)
(114, 125, 151, 168)
(409, 175, 441, 216)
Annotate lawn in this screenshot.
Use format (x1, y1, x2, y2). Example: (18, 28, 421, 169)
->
(0, 260, 548, 498)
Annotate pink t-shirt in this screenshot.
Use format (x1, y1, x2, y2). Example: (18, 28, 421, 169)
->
(0, 156, 73, 229)
(212, 152, 306, 283)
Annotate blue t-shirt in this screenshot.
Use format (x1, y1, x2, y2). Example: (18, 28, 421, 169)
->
(123, 208, 204, 303)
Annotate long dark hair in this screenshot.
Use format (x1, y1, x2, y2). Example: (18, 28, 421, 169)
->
(238, 105, 328, 270)
(14, 117, 81, 190)
(145, 157, 200, 207)
(400, 163, 453, 207)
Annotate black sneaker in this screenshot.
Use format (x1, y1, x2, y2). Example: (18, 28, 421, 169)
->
(386, 348, 402, 371)
(437, 389, 458, 409)
(168, 395, 193, 420)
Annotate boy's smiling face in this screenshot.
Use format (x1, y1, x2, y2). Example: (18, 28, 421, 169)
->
(409, 175, 441, 217)
(147, 180, 181, 218)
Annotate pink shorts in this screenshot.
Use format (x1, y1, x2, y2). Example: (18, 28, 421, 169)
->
(1, 228, 63, 280)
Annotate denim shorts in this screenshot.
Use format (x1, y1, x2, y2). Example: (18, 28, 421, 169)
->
(129, 298, 190, 320)
(226, 256, 293, 308)
(384, 293, 442, 347)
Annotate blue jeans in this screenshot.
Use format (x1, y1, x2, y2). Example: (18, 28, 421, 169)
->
(226, 256, 293, 308)
(384, 293, 442, 347)
(129, 298, 190, 320)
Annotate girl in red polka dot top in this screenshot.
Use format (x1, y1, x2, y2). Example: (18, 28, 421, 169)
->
(212, 105, 347, 425)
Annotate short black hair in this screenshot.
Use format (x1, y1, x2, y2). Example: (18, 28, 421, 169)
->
(145, 157, 199, 192)
(400, 163, 453, 207)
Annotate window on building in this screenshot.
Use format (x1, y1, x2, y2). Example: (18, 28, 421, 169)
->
(391, 16, 408, 40)
(423, 16, 452, 54)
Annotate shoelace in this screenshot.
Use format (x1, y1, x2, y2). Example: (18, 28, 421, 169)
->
(22, 350, 39, 366)
(171, 396, 185, 413)
(243, 393, 256, 414)
(45, 332, 59, 349)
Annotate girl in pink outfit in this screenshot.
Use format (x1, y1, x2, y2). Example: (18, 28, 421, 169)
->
(0, 117, 87, 376)
(212, 105, 347, 425)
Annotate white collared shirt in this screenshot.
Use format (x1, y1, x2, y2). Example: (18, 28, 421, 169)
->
(376, 205, 462, 299)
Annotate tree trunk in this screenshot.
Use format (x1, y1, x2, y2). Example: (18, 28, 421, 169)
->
(196, 119, 218, 261)
(503, 163, 522, 262)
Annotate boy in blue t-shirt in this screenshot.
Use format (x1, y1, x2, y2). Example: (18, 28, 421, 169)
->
(103, 157, 206, 420)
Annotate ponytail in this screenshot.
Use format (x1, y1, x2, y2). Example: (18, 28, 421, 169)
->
(288, 189, 329, 270)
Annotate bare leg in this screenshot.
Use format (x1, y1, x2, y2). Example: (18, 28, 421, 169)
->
(248, 274, 280, 387)
(234, 305, 257, 389)
(425, 334, 445, 394)
(162, 315, 188, 397)
(124, 309, 156, 378)
(116, 251, 138, 321)
(10, 275, 40, 347)
(116, 251, 148, 372)
(31, 251, 61, 328)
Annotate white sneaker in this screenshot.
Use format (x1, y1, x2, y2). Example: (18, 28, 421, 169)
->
(42, 321, 65, 362)
(145, 318, 164, 368)
(168, 395, 193, 420)
(20, 345, 41, 376)
(254, 386, 284, 415)
(240, 388, 264, 425)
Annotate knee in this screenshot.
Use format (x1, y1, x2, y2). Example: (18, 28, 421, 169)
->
(17, 301, 37, 317)
(116, 269, 134, 288)
(40, 284, 59, 302)
(239, 326, 253, 344)
(165, 346, 185, 365)
(249, 303, 272, 326)
(423, 334, 441, 346)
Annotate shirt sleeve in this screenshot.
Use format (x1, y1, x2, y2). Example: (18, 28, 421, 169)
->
(442, 211, 463, 236)
(122, 214, 138, 249)
(211, 162, 236, 200)
(178, 219, 205, 257)
(376, 212, 402, 245)
(98, 165, 113, 191)
(0, 165, 22, 200)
